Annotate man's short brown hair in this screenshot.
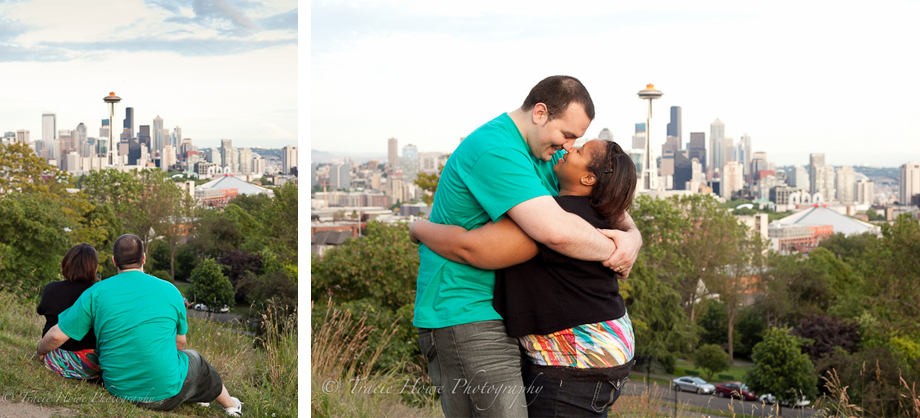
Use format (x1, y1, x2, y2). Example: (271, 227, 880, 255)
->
(61, 243, 99, 284)
(113, 234, 145, 270)
(522, 75, 595, 121)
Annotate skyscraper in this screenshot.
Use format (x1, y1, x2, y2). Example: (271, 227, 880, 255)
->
(856, 180, 874, 205)
(98, 119, 109, 155)
(900, 162, 920, 204)
(42, 112, 56, 143)
(689, 132, 706, 172)
(138, 125, 151, 152)
(74, 123, 87, 151)
(789, 165, 810, 190)
(808, 154, 825, 194)
(238, 148, 252, 175)
(402, 144, 419, 182)
(740, 134, 752, 181)
(815, 165, 836, 201)
(388, 137, 398, 168)
(836, 166, 856, 204)
(721, 161, 744, 200)
(710, 118, 725, 176)
(15, 129, 29, 144)
(282, 145, 298, 176)
(632, 123, 647, 150)
(123, 107, 134, 139)
(152, 115, 164, 157)
(597, 128, 613, 141)
(666, 106, 681, 143)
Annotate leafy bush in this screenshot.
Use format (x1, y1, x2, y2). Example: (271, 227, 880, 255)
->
(693, 344, 731, 381)
(150, 270, 173, 284)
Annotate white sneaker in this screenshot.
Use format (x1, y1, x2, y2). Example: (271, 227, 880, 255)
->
(196, 402, 210, 408)
(225, 397, 243, 417)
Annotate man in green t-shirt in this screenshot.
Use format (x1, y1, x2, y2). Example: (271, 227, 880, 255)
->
(412, 75, 643, 417)
(36, 234, 243, 416)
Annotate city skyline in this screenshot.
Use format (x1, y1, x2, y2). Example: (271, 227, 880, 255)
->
(0, 0, 298, 150)
(311, 1, 920, 167)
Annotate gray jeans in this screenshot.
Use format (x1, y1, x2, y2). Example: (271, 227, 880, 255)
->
(418, 320, 530, 418)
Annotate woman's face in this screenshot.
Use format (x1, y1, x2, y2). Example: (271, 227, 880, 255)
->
(553, 139, 605, 184)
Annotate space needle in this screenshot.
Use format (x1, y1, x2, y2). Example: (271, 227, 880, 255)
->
(103, 92, 121, 166)
(637, 84, 662, 191)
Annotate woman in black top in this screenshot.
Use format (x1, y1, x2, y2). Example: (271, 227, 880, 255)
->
(36, 243, 102, 379)
(411, 140, 637, 417)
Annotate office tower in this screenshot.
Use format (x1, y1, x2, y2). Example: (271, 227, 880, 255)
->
(667, 106, 682, 143)
(721, 161, 744, 199)
(123, 107, 135, 139)
(238, 148, 253, 174)
(160, 145, 176, 169)
(252, 157, 266, 175)
(662, 136, 680, 156)
(788, 165, 810, 190)
(710, 118, 725, 176)
(809, 153, 825, 194)
(691, 158, 703, 184)
(628, 149, 645, 178)
(900, 162, 920, 204)
(836, 166, 856, 204)
(740, 134, 752, 181)
(172, 126, 181, 148)
(209, 147, 222, 167)
(81, 141, 95, 158)
(42, 112, 56, 143)
(660, 150, 675, 178)
(419, 152, 442, 175)
(98, 119, 109, 155)
(598, 128, 613, 141)
(138, 125, 151, 152)
(815, 165, 836, 201)
(128, 137, 141, 166)
(65, 152, 81, 172)
(402, 144, 419, 181)
(388, 137, 398, 168)
(635, 123, 646, 132)
(329, 162, 351, 190)
(220, 139, 235, 171)
(673, 152, 691, 191)
(751, 152, 769, 181)
(59, 129, 74, 158)
(856, 180, 874, 205)
(152, 116, 164, 156)
(74, 123, 87, 149)
(688, 132, 706, 172)
(15, 129, 29, 144)
(282, 145, 298, 175)
(724, 139, 734, 165)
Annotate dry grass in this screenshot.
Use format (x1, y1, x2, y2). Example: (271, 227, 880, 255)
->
(310, 301, 440, 418)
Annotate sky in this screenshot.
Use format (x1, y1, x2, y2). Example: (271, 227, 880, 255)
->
(311, 0, 920, 168)
(0, 0, 298, 150)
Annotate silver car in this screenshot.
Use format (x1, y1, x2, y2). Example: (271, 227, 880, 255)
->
(672, 376, 716, 394)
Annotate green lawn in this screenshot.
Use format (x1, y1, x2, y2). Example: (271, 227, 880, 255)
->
(672, 360, 752, 383)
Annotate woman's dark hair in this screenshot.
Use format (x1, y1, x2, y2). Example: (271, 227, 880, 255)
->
(522, 75, 596, 121)
(61, 243, 99, 284)
(586, 141, 637, 224)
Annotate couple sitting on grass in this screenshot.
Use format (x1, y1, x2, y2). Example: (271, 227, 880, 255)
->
(35, 234, 244, 416)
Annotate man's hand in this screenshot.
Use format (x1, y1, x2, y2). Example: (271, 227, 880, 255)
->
(35, 342, 46, 362)
(598, 228, 642, 279)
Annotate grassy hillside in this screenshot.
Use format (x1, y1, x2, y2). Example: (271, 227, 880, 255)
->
(0, 291, 296, 417)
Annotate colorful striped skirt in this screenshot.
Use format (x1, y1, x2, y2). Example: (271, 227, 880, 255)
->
(43, 348, 101, 379)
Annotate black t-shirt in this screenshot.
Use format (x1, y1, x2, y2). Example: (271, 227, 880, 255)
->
(493, 195, 626, 338)
(36, 280, 98, 352)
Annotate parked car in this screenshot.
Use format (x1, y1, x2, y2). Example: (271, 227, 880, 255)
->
(671, 376, 716, 394)
(758, 392, 810, 407)
(193, 303, 207, 311)
(714, 382, 757, 401)
(218, 305, 230, 313)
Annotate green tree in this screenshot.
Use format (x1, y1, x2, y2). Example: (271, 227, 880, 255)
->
(693, 344, 732, 381)
(746, 327, 818, 414)
(623, 253, 698, 373)
(414, 155, 448, 206)
(0, 194, 74, 295)
(187, 259, 234, 312)
(259, 182, 297, 263)
(0, 142, 72, 195)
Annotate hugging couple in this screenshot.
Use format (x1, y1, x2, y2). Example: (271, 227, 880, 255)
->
(410, 75, 642, 417)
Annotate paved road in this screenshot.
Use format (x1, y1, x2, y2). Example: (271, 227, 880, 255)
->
(624, 381, 818, 417)
(186, 309, 256, 336)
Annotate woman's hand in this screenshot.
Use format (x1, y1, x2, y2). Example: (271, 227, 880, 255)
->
(409, 220, 428, 245)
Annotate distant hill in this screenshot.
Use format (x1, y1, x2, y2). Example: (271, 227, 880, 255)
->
(311, 149, 387, 164)
(252, 147, 282, 158)
(853, 166, 898, 180)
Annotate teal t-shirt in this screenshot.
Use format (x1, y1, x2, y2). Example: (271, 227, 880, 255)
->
(58, 271, 189, 401)
(414, 113, 561, 329)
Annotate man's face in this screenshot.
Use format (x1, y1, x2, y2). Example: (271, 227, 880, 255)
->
(527, 102, 592, 162)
